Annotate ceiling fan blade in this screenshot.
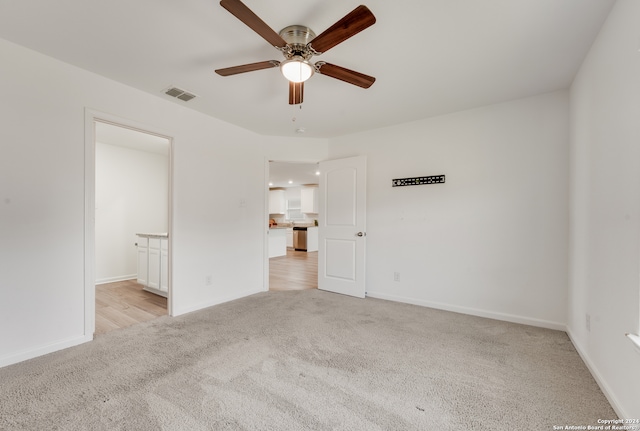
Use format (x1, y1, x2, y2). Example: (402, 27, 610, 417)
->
(308, 5, 376, 54)
(220, 0, 288, 49)
(289, 81, 304, 105)
(316, 62, 375, 89)
(215, 60, 280, 76)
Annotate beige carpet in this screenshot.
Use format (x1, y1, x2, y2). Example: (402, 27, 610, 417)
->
(0, 290, 615, 430)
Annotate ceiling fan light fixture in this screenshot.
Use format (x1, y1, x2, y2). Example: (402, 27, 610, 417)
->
(281, 57, 314, 83)
(216, 1, 377, 104)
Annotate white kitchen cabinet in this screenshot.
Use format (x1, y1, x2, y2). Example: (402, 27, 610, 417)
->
(286, 227, 293, 248)
(136, 237, 148, 286)
(306, 227, 319, 252)
(160, 238, 169, 293)
(269, 228, 287, 258)
(269, 189, 286, 214)
(137, 234, 168, 297)
(301, 187, 318, 213)
(148, 238, 161, 290)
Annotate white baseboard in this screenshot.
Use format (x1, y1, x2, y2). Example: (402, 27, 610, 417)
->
(0, 334, 93, 369)
(95, 274, 137, 285)
(365, 291, 566, 331)
(172, 287, 265, 317)
(566, 328, 627, 419)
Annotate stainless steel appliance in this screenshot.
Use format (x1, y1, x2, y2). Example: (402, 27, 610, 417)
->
(293, 227, 307, 251)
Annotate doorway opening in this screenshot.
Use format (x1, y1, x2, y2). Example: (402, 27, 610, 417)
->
(268, 161, 319, 291)
(88, 116, 173, 336)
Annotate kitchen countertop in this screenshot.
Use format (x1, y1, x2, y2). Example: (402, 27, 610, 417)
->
(136, 233, 168, 238)
(270, 225, 316, 229)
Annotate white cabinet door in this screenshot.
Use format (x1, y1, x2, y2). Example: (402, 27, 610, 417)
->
(286, 228, 293, 248)
(306, 227, 318, 252)
(301, 187, 318, 213)
(137, 235, 168, 297)
(160, 238, 169, 293)
(269, 190, 286, 214)
(148, 238, 161, 289)
(137, 237, 149, 286)
(268, 229, 287, 258)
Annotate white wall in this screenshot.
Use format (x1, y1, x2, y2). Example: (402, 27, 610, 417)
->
(328, 91, 570, 329)
(0, 37, 328, 367)
(568, 0, 640, 418)
(95, 141, 168, 284)
(263, 137, 328, 163)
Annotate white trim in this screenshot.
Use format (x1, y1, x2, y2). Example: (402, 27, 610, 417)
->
(84, 108, 175, 333)
(95, 275, 137, 285)
(84, 111, 97, 339)
(167, 129, 174, 317)
(172, 287, 264, 317)
(625, 333, 640, 353)
(0, 335, 92, 369)
(566, 328, 628, 419)
(264, 158, 270, 292)
(365, 291, 566, 331)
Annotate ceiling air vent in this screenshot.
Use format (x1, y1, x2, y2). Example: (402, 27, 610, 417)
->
(164, 86, 196, 102)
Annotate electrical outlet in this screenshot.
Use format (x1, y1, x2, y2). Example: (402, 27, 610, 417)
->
(205, 275, 212, 286)
(586, 313, 591, 332)
(394, 272, 400, 282)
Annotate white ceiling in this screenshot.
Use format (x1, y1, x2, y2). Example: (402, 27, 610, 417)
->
(0, 0, 614, 139)
(269, 162, 319, 188)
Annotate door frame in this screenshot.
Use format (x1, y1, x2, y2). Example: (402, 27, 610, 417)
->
(263, 158, 270, 291)
(84, 109, 174, 337)
(264, 158, 321, 292)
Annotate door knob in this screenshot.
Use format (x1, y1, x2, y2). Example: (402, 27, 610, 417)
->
(356, 232, 366, 237)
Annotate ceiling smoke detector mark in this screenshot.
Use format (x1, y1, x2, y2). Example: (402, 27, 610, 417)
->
(164, 86, 197, 102)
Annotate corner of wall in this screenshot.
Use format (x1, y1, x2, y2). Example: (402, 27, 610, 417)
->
(565, 328, 628, 418)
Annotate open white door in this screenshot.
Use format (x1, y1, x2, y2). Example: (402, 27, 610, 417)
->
(318, 156, 366, 298)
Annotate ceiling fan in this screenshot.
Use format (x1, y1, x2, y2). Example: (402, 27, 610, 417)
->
(215, 0, 376, 105)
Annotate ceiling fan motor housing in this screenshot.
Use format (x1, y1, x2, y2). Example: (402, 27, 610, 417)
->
(279, 25, 316, 60)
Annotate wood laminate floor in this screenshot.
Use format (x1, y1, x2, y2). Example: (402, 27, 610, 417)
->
(270, 249, 318, 291)
(96, 250, 316, 335)
(95, 279, 167, 336)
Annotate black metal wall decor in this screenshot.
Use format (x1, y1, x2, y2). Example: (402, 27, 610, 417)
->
(392, 175, 445, 187)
